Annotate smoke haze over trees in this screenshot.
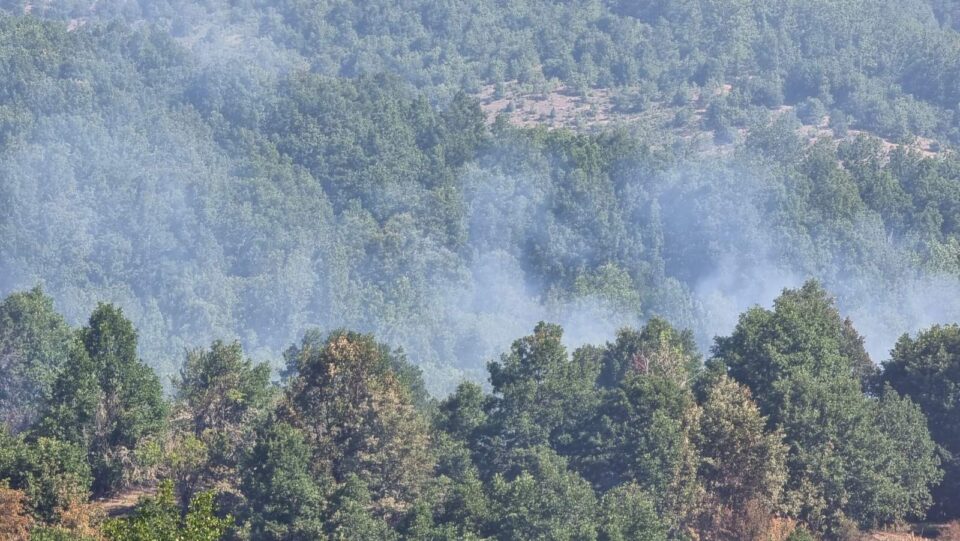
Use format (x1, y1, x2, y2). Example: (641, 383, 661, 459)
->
(3, 0, 960, 538)
(3, 1, 960, 392)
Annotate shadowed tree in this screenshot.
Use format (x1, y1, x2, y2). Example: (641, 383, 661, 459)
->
(883, 325, 960, 518)
(36, 304, 166, 496)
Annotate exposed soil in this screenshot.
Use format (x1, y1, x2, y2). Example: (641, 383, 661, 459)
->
(861, 522, 960, 540)
(95, 487, 155, 518)
(476, 81, 945, 159)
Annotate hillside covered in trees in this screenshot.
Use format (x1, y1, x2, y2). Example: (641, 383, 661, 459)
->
(3, 0, 960, 539)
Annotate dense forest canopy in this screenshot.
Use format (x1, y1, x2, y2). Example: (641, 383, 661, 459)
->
(4, 1, 960, 538)
(2, 1, 960, 392)
(0, 283, 956, 540)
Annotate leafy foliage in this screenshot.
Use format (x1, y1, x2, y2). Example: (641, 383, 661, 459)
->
(0, 1, 959, 537)
(37, 304, 166, 496)
(884, 325, 960, 518)
(0, 287, 72, 433)
(102, 480, 230, 541)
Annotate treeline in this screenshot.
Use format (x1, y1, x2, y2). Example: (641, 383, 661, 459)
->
(1, 283, 959, 540)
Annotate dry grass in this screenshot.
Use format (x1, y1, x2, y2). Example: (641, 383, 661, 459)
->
(476, 81, 946, 160)
(95, 487, 155, 518)
(860, 522, 960, 540)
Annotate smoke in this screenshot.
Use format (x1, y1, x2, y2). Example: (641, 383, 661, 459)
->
(691, 256, 803, 346)
(3, 5, 960, 397)
(656, 160, 960, 363)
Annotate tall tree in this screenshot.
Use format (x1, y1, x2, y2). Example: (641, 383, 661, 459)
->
(240, 421, 327, 541)
(169, 340, 273, 503)
(37, 304, 166, 496)
(711, 281, 876, 414)
(883, 324, 960, 518)
(573, 372, 701, 536)
(280, 330, 433, 519)
(0, 288, 72, 433)
(713, 282, 941, 536)
(485, 322, 600, 454)
(695, 375, 788, 541)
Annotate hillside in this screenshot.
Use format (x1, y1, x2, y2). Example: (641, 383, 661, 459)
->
(2, 1, 960, 539)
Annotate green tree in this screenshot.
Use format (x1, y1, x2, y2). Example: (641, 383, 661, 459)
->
(0, 288, 72, 433)
(573, 372, 700, 536)
(597, 483, 667, 541)
(325, 474, 398, 541)
(713, 283, 941, 536)
(169, 340, 272, 503)
(281, 330, 433, 519)
(597, 319, 700, 390)
(486, 447, 598, 541)
(695, 376, 788, 541)
(435, 382, 488, 444)
(239, 421, 327, 541)
(176, 340, 272, 438)
(883, 325, 960, 518)
(711, 281, 877, 414)
(37, 304, 166, 496)
(102, 480, 230, 541)
(399, 434, 490, 540)
(486, 323, 600, 453)
(0, 429, 91, 523)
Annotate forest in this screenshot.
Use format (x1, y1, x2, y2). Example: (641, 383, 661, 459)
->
(1, 283, 959, 540)
(3, 0, 960, 539)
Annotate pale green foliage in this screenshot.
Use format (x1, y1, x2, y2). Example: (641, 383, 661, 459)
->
(0, 287, 72, 433)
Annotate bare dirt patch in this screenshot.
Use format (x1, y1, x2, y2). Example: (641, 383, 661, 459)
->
(476, 82, 946, 159)
(95, 486, 155, 518)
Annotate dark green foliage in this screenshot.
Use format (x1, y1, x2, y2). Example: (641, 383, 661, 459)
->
(712, 281, 877, 413)
(572, 371, 700, 535)
(37, 304, 166, 496)
(325, 474, 398, 541)
(486, 323, 600, 453)
(400, 435, 490, 539)
(883, 325, 960, 518)
(435, 382, 488, 444)
(597, 483, 667, 541)
(0, 287, 947, 539)
(0, 1, 957, 536)
(714, 282, 942, 536)
(0, 429, 91, 522)
(240, 421, 327, 541)
(486, 447, 599, 541)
